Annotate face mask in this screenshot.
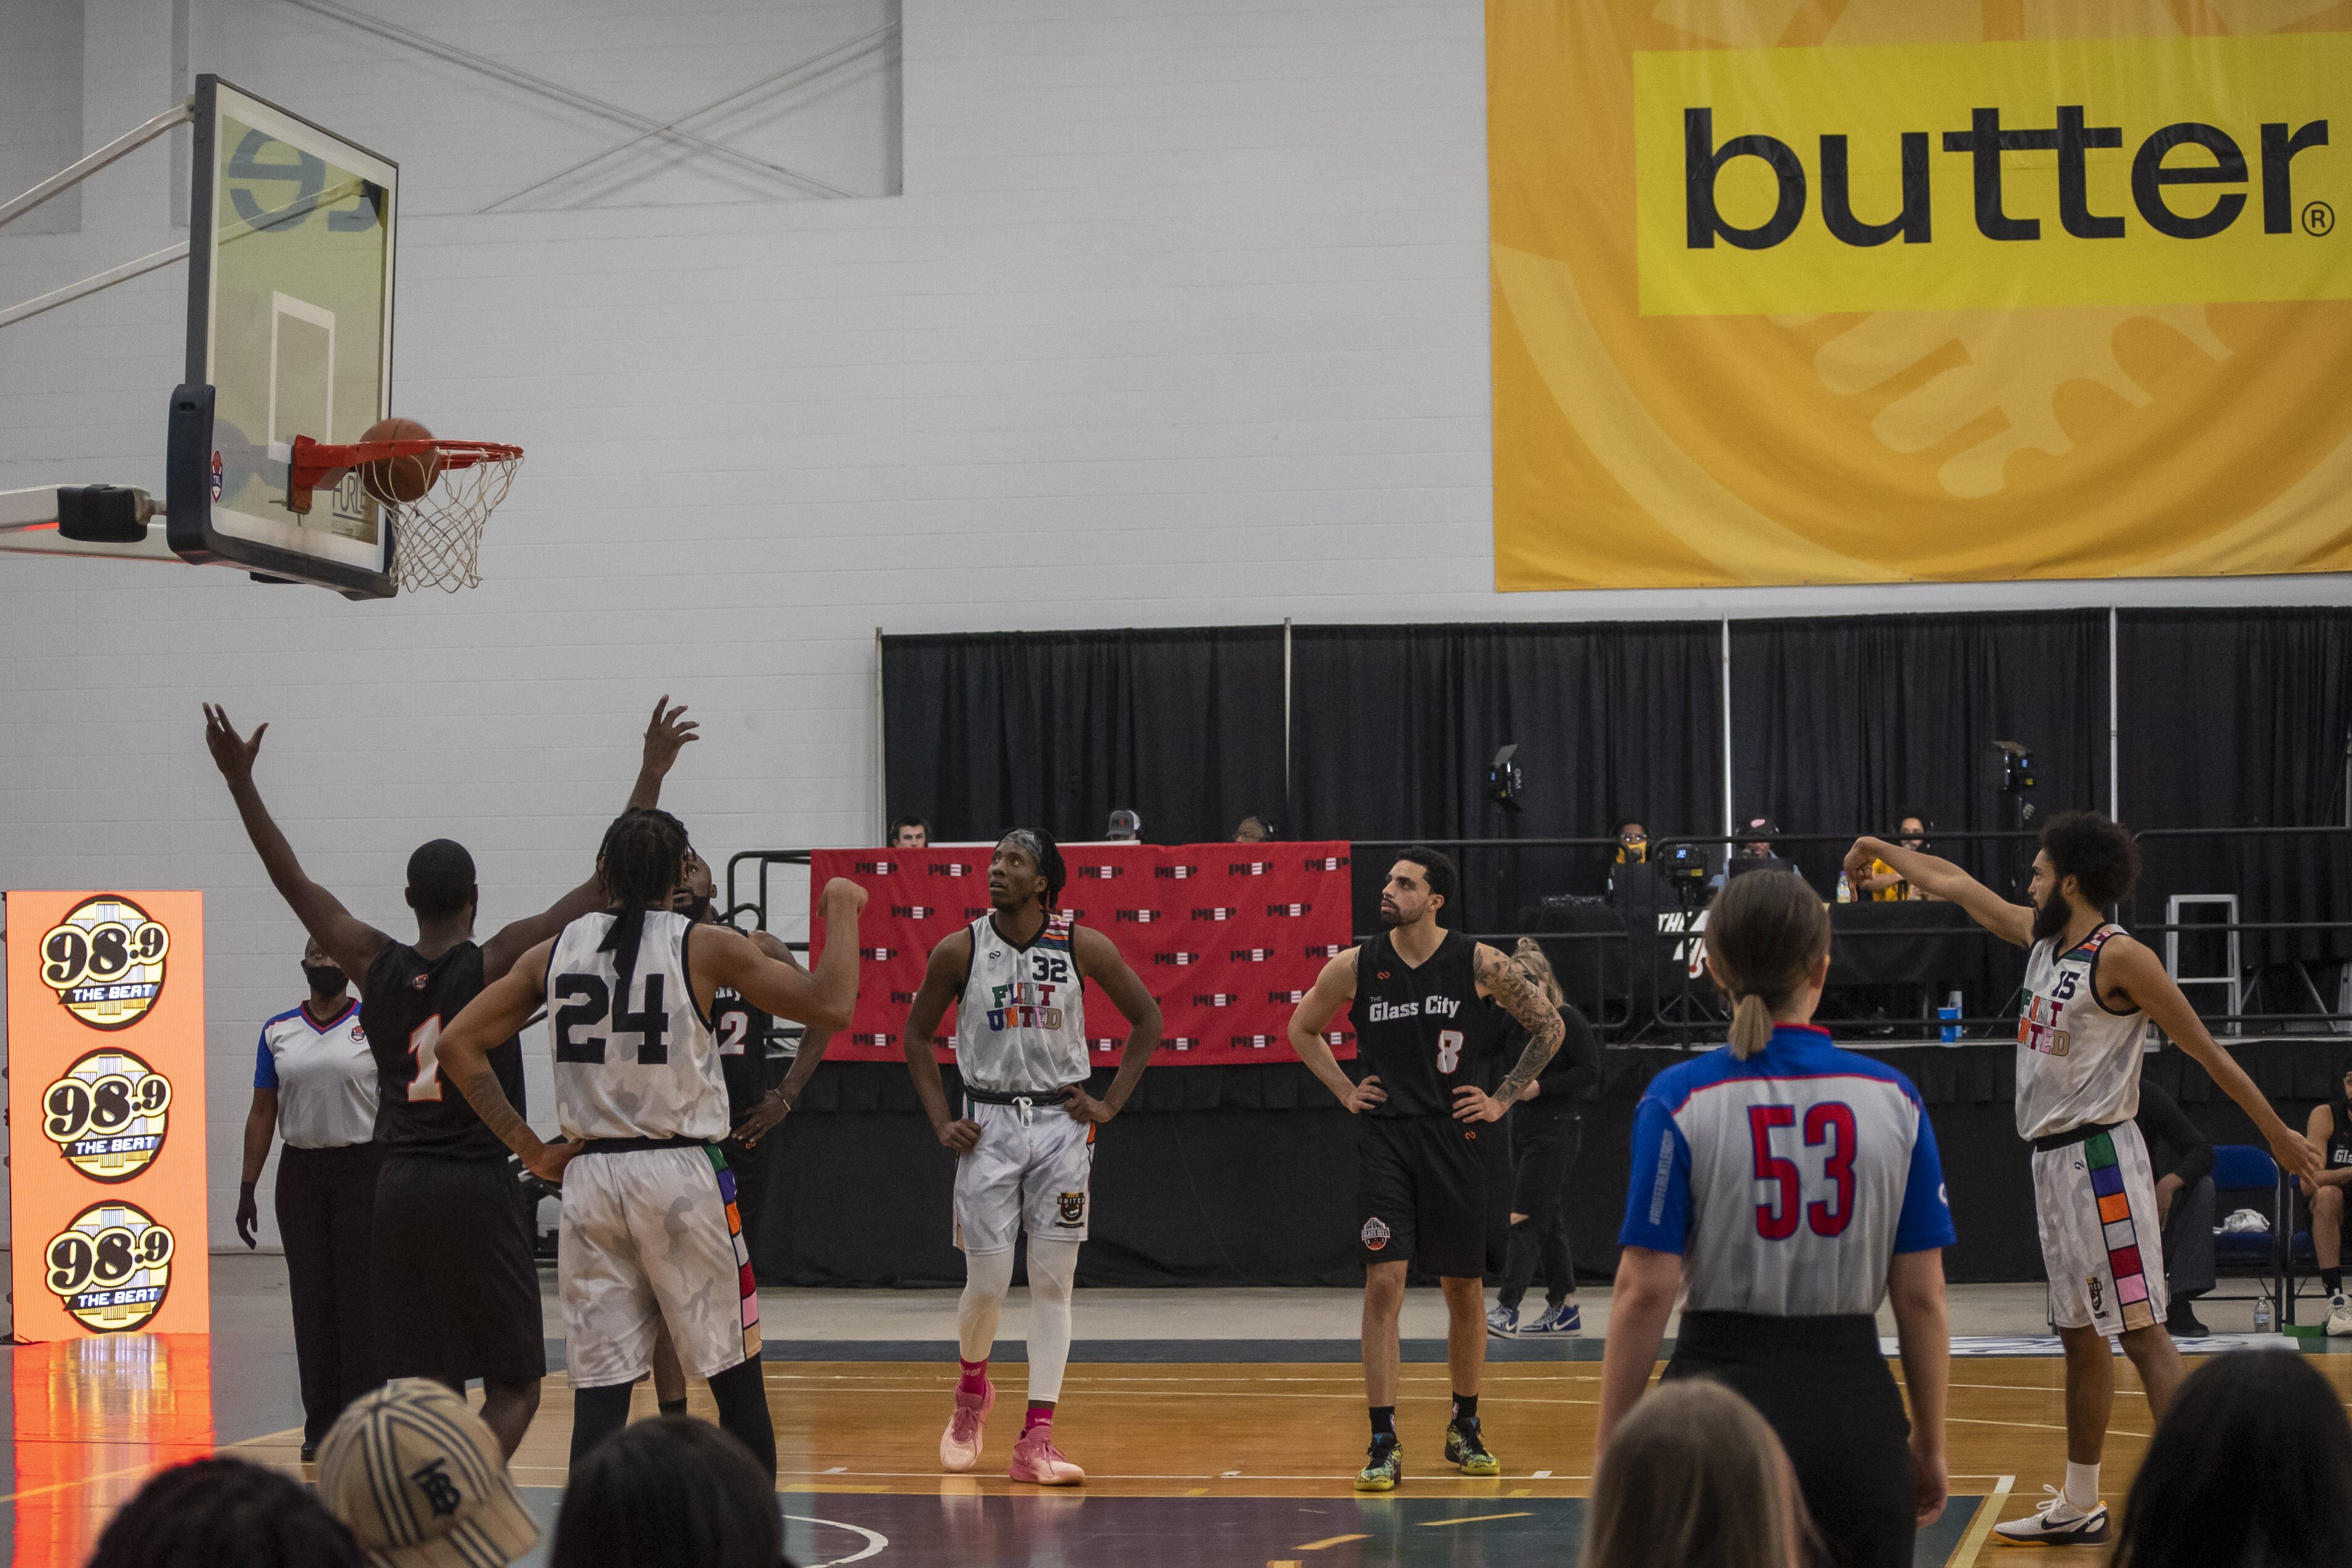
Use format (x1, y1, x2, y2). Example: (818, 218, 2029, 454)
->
(674, 893, 713, 923)
(304, 964, 346, 994)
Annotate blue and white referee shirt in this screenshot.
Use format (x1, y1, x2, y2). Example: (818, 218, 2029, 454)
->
(1619, 1024, 1956, 1316)
(255, 999, 378, 1149)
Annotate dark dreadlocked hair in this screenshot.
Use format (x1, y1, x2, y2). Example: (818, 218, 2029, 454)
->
(597, 808, 691, 1024)
(999, 828, 1067, 910)
(87, 1457, 361, 1568)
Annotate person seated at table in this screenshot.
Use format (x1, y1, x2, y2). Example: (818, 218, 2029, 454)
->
(1710, 818, 1799, 888)
(1234, 815, 1274, 843)
(1603, 818, 1648, 896)
(1856, 813, 1932, 901)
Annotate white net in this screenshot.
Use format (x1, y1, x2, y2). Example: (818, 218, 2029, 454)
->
(388, 451, 522, 593)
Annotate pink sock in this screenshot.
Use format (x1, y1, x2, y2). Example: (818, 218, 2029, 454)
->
(1024, 1405, 1053, 1433)
(958, 1359, 988, 1395)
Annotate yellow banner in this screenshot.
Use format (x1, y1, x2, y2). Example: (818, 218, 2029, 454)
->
(1490, 2, 2352, 590)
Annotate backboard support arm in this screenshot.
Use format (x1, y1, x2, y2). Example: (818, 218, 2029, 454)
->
(0, 100, 199, 334)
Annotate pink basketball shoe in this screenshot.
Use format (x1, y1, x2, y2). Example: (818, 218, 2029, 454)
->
(940, 1377, 994, 1473)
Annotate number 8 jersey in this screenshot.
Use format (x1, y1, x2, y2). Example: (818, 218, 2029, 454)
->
(546, 909, 729, 1143)
(1351, 928, 1509, 1117)
(1618, 1023, 1955, 1316)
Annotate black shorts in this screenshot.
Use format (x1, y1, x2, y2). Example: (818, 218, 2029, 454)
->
(373, 1153, 546, 1386)
(1667, 1312, 1915, 1568)
(1356, 1114, 1487, 1278)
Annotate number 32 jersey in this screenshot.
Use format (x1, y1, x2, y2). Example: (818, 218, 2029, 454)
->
(546, 909, 729, 1143)
(1350, 929, 1509, 1118)
(1619, 1023, 1956, 1316)
(953, 911, 1089, 1093)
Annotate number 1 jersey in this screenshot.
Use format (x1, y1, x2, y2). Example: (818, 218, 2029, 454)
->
(362, 939, 524, 1161)
(546, 909, 729, 1143)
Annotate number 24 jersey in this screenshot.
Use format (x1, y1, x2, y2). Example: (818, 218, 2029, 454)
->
(1618, 1023, 1955, 1316)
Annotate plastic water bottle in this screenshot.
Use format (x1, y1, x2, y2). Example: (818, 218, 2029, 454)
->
(1836, 872, 1853, 903)
(2254, 1296, 2273, 1334)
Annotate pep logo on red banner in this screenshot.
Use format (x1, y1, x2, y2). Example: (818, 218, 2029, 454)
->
(810, 842, 1356, 1067)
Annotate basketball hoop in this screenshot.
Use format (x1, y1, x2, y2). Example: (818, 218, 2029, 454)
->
(286, 434, 524, 593)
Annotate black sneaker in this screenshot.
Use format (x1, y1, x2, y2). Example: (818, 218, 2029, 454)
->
(299, 1443, 317, 1463)
(1444, 1416, 1500, 1475)
(2167, 1303, 2210, 1339)
(1354, 1433, 1402, 1491)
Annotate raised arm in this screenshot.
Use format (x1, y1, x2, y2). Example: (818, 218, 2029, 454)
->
(2100, 938, 2322, 1182)
(694, 879, 864, 1030)
(1454, 943, 1567, 1122)
(203, 704, 391, 984)
(1060, 926, 1164, 1125)
(439, 937, 569, 1179)
(1286, 949, 1382, 1111)
(904, 930, 980, 1153)
(1844, 836, 2032, 947)
(480, 697, 700, 980)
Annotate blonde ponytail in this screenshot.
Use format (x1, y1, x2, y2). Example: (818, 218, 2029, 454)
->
(1728, 992, 1776, 1059)
(1511, 936, 1565, 1005)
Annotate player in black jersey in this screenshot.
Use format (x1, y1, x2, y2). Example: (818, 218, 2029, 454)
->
(1288, 848, 1566, 1493)
(203, 696, 699, 1458)
(645, 848, 838, 1415)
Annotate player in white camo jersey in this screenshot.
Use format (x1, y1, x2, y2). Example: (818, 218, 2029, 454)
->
(437, 807, 866, 1484)
(1847, 811, 2319, 1548)
(1600, 869, 1954, 1568)
(902, 828, 1163, 1486)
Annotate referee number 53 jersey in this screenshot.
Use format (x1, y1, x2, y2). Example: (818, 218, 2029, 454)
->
(1619, 1024, 1956, 1316)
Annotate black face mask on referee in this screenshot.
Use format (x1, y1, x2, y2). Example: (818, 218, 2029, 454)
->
(303, 961, 347, 996)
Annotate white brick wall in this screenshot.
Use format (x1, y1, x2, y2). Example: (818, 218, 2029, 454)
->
(0, 0, 2343, 1254)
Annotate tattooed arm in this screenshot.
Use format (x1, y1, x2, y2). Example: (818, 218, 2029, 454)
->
(1451, 944, 1566, 1124)
(438, 936, 577, 1182)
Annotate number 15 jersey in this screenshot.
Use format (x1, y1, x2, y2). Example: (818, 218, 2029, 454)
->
(1619, 1023, 1955, 1316)
(546, 909, 728, 1143)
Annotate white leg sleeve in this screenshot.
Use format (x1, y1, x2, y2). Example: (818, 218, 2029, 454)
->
(958, 1246, 1014, 1363)
(1025, 1237, 1080, 1405)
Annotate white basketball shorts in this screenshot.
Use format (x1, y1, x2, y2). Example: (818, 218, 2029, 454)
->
(559, 1145, 760, 1388)
(953, 1098, 1094, 1255)
(2033, 1119, 2168, 1336)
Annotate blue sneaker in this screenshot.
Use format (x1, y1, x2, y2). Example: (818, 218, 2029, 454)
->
(1521, 1301, 1582, 1337)
(1485, 1303, 1521, 1339)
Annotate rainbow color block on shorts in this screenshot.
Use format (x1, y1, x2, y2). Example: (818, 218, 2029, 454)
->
(707, 1146, 762, 1360)
(2084, 1130, 2157, 1332)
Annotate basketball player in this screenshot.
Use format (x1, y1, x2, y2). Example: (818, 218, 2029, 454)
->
(1598, 870, 1954, 1568)
(1286, 849, 1566, 1492)
(434, 807, 867, 1479)
(901, 829, 1163, 1485)
(643, 848, 837, 1417)
(1846, 813, 2321, 1545)
(202, 697, 700, 1457)
(2298, 1064, 2352, 1336)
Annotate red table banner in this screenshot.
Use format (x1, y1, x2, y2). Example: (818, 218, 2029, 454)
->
(809, 842, 1357, 1068)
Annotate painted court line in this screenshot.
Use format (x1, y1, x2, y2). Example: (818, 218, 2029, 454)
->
(1293, 1536, 1368, 1551)
(1944, 1475, 2013, 1568)
(1418, 1511, 1536, 1527)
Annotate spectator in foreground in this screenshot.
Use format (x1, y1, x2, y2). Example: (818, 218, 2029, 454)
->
(2111, 1349, 2352, 1568)
(318, 1379, 538, 1567)
(889, 815, 929, 849)
(85, 1456, 360, 1568)
(1582, 1378, 1813, 1568)
(551, 1415, 792, 1568)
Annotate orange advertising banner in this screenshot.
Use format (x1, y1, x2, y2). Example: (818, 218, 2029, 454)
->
(6, 892, 210, 1342)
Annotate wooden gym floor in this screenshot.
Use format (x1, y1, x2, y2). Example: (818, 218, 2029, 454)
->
(7, 1324, 2349, 1568)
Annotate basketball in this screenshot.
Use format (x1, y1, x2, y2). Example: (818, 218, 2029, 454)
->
(357, 416, 441, 504)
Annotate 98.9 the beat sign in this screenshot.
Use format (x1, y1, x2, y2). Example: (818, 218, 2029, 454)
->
(43, 1049, 173, 1181)
(40, 894, 171, 1030)
(45, 1202, 176, 1333)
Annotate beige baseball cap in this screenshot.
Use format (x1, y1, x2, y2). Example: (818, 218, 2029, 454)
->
(316, 1378, 538, 1568)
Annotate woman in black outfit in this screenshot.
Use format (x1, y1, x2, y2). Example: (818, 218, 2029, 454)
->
(1487, 938, 1601, 1337)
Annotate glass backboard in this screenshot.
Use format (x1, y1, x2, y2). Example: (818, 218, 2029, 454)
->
(165, 77, 398, 598)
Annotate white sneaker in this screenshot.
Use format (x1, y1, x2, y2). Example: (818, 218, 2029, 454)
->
(1992, 1486, 2108, 1545)
(2327, 1291, 2352, 1338)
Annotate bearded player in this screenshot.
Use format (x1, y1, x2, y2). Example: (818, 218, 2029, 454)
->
(902, 829, 1163, 1485)
(1846, 813, 2319, 1545)
(1286, 849, 1564, 1491)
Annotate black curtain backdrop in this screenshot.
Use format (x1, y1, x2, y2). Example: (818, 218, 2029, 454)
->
(2118, 609, 2352, 972)
(1729, 611, 2110, 899)
(1285, 622, 1723, 933)
(881, 628, 1286, 846)
(752, 1043, 2352, 1289)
